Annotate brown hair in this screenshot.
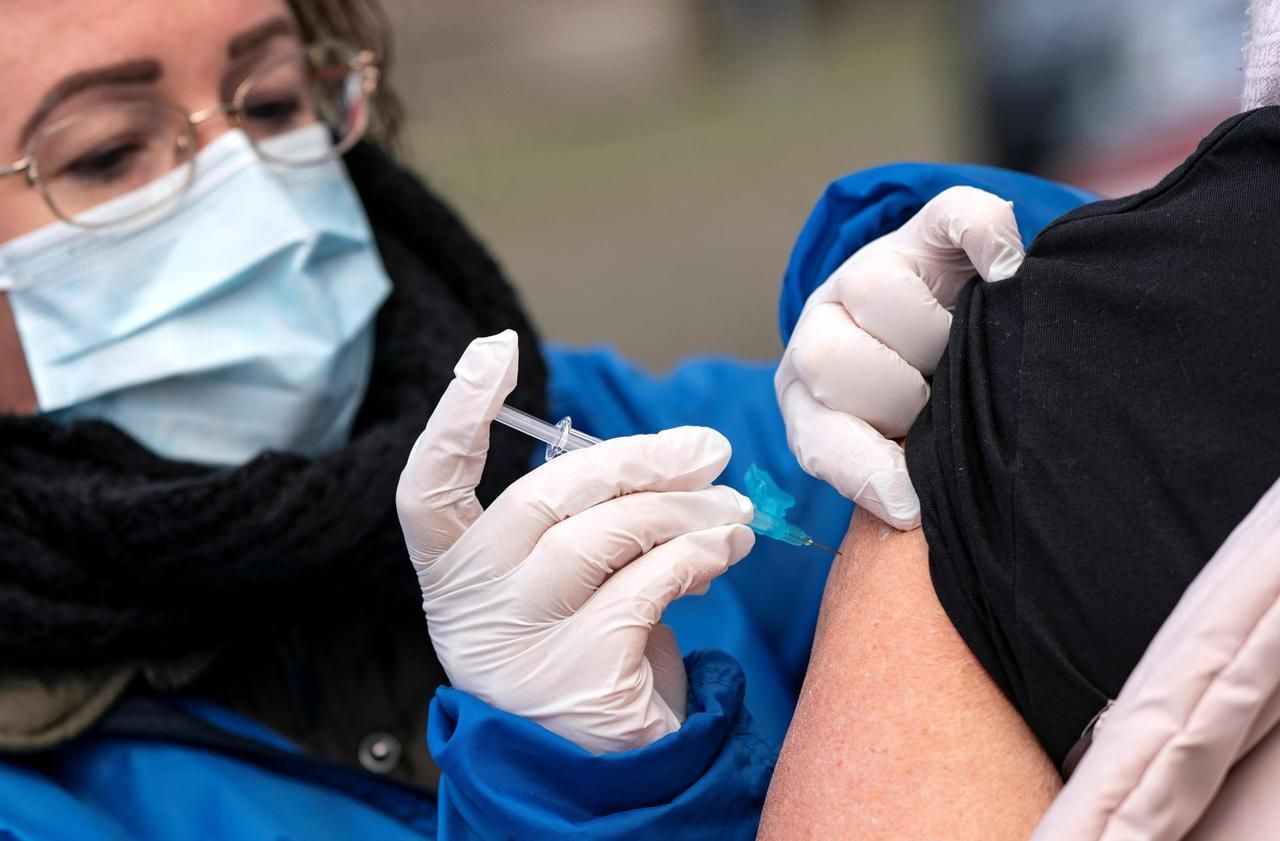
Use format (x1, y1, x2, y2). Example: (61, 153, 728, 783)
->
(286, 0, 403, 152)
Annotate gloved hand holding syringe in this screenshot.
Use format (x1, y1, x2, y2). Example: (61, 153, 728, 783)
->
(494, 403, 838, 555)
(399, 330, 775, 754)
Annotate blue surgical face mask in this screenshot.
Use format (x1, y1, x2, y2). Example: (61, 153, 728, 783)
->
(0, 125, 392, 465)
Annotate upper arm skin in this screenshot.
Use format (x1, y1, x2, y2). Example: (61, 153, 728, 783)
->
(759, 508, 1061, 840)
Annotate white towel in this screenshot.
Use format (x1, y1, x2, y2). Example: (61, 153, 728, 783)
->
(1244, 0, 1280, 108)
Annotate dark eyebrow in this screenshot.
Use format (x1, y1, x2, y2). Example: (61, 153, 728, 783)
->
(228, 16, 297, 60)
(19, 59, 161, 148)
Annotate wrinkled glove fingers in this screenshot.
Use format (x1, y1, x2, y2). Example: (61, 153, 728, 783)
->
(510, 486, 753, 616)
(787, 301, 928, 438)
(397, 331, 519, 568)
(645, 623, 688, 722)
(777, 366, 920, 529)
(835, 250, 954, 375)
(911, 186, 1025, 300)
(474, 426, 733, 561)
(581, 524, 755, 673)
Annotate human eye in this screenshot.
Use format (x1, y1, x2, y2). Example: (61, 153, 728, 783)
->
(59, 136, 150, 185)
(242, 89, 305, 132)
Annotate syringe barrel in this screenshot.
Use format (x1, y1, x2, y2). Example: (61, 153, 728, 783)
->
(494, 404, 561, 449)
(559, 424, 604, 452)
(545, 417, 603, 460)
(494, 404, 603, 461)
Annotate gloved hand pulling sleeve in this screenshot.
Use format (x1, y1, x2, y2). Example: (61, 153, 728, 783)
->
(397, 330, 755, 754)
(774, 186, 1025, 529)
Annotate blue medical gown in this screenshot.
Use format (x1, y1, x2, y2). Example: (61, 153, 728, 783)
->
(0, 164, 1091, 840)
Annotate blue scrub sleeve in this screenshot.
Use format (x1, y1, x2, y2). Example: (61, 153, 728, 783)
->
(429, 650, 774, 841)
(779, 162, 1096, 343)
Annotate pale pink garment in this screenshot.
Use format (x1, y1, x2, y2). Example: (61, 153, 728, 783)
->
(1031, 476, 1280, 840)
(1244, 0, 1280, 107)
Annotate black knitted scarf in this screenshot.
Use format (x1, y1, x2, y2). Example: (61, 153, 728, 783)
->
(0, 142, 547, 667)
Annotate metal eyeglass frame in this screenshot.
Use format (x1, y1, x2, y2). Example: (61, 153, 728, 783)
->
(0, 39, 379, 229)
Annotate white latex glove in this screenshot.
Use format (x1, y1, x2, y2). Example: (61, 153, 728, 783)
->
(775, 186, 1025, 530)
(397, 330, 755, 754)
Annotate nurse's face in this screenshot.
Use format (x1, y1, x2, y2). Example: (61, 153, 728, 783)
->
(0, 0, 299, 413)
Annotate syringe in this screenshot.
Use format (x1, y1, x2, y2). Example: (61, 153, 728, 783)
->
(494, 404, 838, 554)
(495, 403, 604, 460)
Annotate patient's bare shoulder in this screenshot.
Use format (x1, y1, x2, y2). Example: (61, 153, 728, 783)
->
(758, 509, 1060, 840)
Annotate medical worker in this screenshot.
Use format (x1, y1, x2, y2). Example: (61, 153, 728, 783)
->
(0, 1, 851, 838)
(0, 0, 1206, 839)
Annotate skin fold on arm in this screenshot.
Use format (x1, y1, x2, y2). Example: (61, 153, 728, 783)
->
(759, 508, 1062, 840)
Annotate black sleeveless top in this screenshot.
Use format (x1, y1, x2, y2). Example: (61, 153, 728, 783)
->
(907, 106, 1280, 769)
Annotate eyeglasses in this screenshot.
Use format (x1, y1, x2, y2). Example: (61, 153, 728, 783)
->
(0, 40, 379, 231)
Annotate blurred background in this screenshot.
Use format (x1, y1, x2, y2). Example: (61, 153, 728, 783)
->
(382, 0, 1250, 369)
